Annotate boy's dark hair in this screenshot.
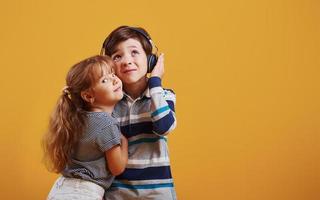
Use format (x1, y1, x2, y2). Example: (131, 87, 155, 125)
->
(101, 26, 152, 56)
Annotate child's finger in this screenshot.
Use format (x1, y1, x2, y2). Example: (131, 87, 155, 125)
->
(157, 53, 164, 66)
(159, 53, 164, 61)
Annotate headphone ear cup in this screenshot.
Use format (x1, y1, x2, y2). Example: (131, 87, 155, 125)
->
(147, 54, 158, 73)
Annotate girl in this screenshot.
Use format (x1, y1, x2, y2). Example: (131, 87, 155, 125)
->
(43, 55, 128, 200)
(101, 26, 177, 199)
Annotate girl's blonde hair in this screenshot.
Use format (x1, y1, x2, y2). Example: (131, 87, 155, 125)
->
(42, 55, 114, 173)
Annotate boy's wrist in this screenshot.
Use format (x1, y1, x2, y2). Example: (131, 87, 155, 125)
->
(148, 76, 162, 89)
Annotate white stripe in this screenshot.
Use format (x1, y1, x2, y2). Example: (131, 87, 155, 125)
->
(118, 112, 151, 123)
(128, 157, 170, 165)
(150, 86, 163, 95)
(152, 109, 171, 121)
(128, 134, 167, 142)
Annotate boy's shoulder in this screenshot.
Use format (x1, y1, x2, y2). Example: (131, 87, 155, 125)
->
(163, 88, 175, 94)
(162, 88, 176, 101)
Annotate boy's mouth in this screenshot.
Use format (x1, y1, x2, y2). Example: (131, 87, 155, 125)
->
(123, 69, 137, 73)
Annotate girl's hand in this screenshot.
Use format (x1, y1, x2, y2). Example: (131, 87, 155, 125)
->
(120, 134, 128, 146)
(106, 133, 128, 176)
(150, 53, 164, 79)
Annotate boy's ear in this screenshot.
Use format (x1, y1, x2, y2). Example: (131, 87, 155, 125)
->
(81, 90, 94, 104)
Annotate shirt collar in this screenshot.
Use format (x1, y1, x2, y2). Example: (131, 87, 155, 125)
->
(122, 87, 151, 102)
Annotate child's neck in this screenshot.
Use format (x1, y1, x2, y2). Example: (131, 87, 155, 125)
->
(90, 105, 115, 115)
(124, 77, 148, 100)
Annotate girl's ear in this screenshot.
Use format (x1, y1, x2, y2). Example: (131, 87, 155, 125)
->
(81, 90, 95, 104)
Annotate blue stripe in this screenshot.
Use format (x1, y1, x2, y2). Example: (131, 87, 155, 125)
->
(148, 77, 162, 88)
(166, 100, 175, 112)
(153, 113, 175, 135)
(128, 137, 167, 146)
(121, 122, 153, 138)
(120, 110, 175, 138)
(151, 106, 170, 117)
(111, 182, 174, 190)
(116, 166, 172, 180)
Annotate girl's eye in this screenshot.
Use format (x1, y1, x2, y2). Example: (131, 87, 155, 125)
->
(102, 78, 109, 83)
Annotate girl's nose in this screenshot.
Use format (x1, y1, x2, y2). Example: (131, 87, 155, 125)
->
(112, 76, 119, 85)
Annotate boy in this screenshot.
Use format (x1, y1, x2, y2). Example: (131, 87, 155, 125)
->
(101, 26, 177, 199)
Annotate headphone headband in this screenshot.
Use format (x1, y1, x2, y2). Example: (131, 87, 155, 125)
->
(127, 27, 151, 40)
(126, 27, 158, 54)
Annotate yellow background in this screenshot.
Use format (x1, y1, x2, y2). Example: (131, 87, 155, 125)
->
(0, 0, 319, 199)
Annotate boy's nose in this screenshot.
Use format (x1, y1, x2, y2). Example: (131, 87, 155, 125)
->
(122, 54, 133, 66)
(124, 61, 132, 66)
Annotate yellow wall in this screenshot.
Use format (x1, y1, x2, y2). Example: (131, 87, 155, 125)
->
(0, 0, 319, 199)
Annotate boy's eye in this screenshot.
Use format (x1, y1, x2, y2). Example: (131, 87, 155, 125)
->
(112, 55, 121, 62)
(132, 50, 139, 55)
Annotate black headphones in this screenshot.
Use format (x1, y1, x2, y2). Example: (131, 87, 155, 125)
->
(101, 26, 158, 73)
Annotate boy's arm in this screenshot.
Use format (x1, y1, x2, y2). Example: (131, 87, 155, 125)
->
(149, 76, 177, 136)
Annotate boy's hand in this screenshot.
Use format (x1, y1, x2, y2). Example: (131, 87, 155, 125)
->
(150, 53, 164, 79)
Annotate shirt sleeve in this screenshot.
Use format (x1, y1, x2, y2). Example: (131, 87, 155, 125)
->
(148, 76, 177, 136)
(96, 124, 121, 152)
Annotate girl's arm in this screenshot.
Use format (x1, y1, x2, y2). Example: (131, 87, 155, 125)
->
(105, 134, 128, 176)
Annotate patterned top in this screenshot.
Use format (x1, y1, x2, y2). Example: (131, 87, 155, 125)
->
(62, 111, 121, 190)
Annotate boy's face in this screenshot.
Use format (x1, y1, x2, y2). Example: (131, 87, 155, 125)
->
(111, 38, 148, 86)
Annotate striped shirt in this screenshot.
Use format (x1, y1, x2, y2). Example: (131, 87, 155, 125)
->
(105, 77, 177, 200)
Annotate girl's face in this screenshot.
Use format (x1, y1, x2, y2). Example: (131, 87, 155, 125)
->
(90, 66, 123, 107)
(111, 38, 148, 86)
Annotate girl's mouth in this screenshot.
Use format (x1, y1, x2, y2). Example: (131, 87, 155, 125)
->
(114, 86, 122, 92)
